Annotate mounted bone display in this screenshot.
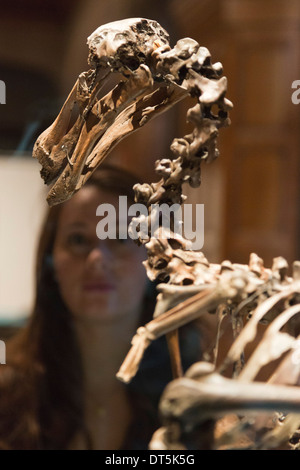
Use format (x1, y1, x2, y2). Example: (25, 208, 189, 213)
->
(33, 18, 300, 450)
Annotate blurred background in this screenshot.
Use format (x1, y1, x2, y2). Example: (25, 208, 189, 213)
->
(0, 0, 300, 325)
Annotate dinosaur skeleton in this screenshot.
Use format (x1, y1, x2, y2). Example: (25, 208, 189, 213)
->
(33, 18, 300, 450)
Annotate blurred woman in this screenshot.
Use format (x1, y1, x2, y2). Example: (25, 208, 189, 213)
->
(0, 164, 202, 450)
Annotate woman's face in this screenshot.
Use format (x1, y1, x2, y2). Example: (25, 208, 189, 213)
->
(53, 185, 148, 323)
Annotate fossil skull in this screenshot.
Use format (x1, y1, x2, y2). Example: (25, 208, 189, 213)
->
(33, 18, 231, 206)
(87, 17, 170, 70)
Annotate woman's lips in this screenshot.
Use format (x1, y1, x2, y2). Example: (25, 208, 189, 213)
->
(83, 281, 115, 292)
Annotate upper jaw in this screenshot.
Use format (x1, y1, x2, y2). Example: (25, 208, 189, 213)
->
(32, 18, 174, 206)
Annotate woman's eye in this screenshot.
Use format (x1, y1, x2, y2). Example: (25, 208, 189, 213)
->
(66, 233, 92, 253)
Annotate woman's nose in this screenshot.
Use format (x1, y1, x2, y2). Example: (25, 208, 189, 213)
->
(86, 242, 113, 271)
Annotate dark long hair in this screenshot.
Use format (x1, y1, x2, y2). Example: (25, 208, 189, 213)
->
(0, 164, 154, 450)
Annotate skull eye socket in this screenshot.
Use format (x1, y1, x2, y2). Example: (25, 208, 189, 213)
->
(114, 32, 127, 42)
